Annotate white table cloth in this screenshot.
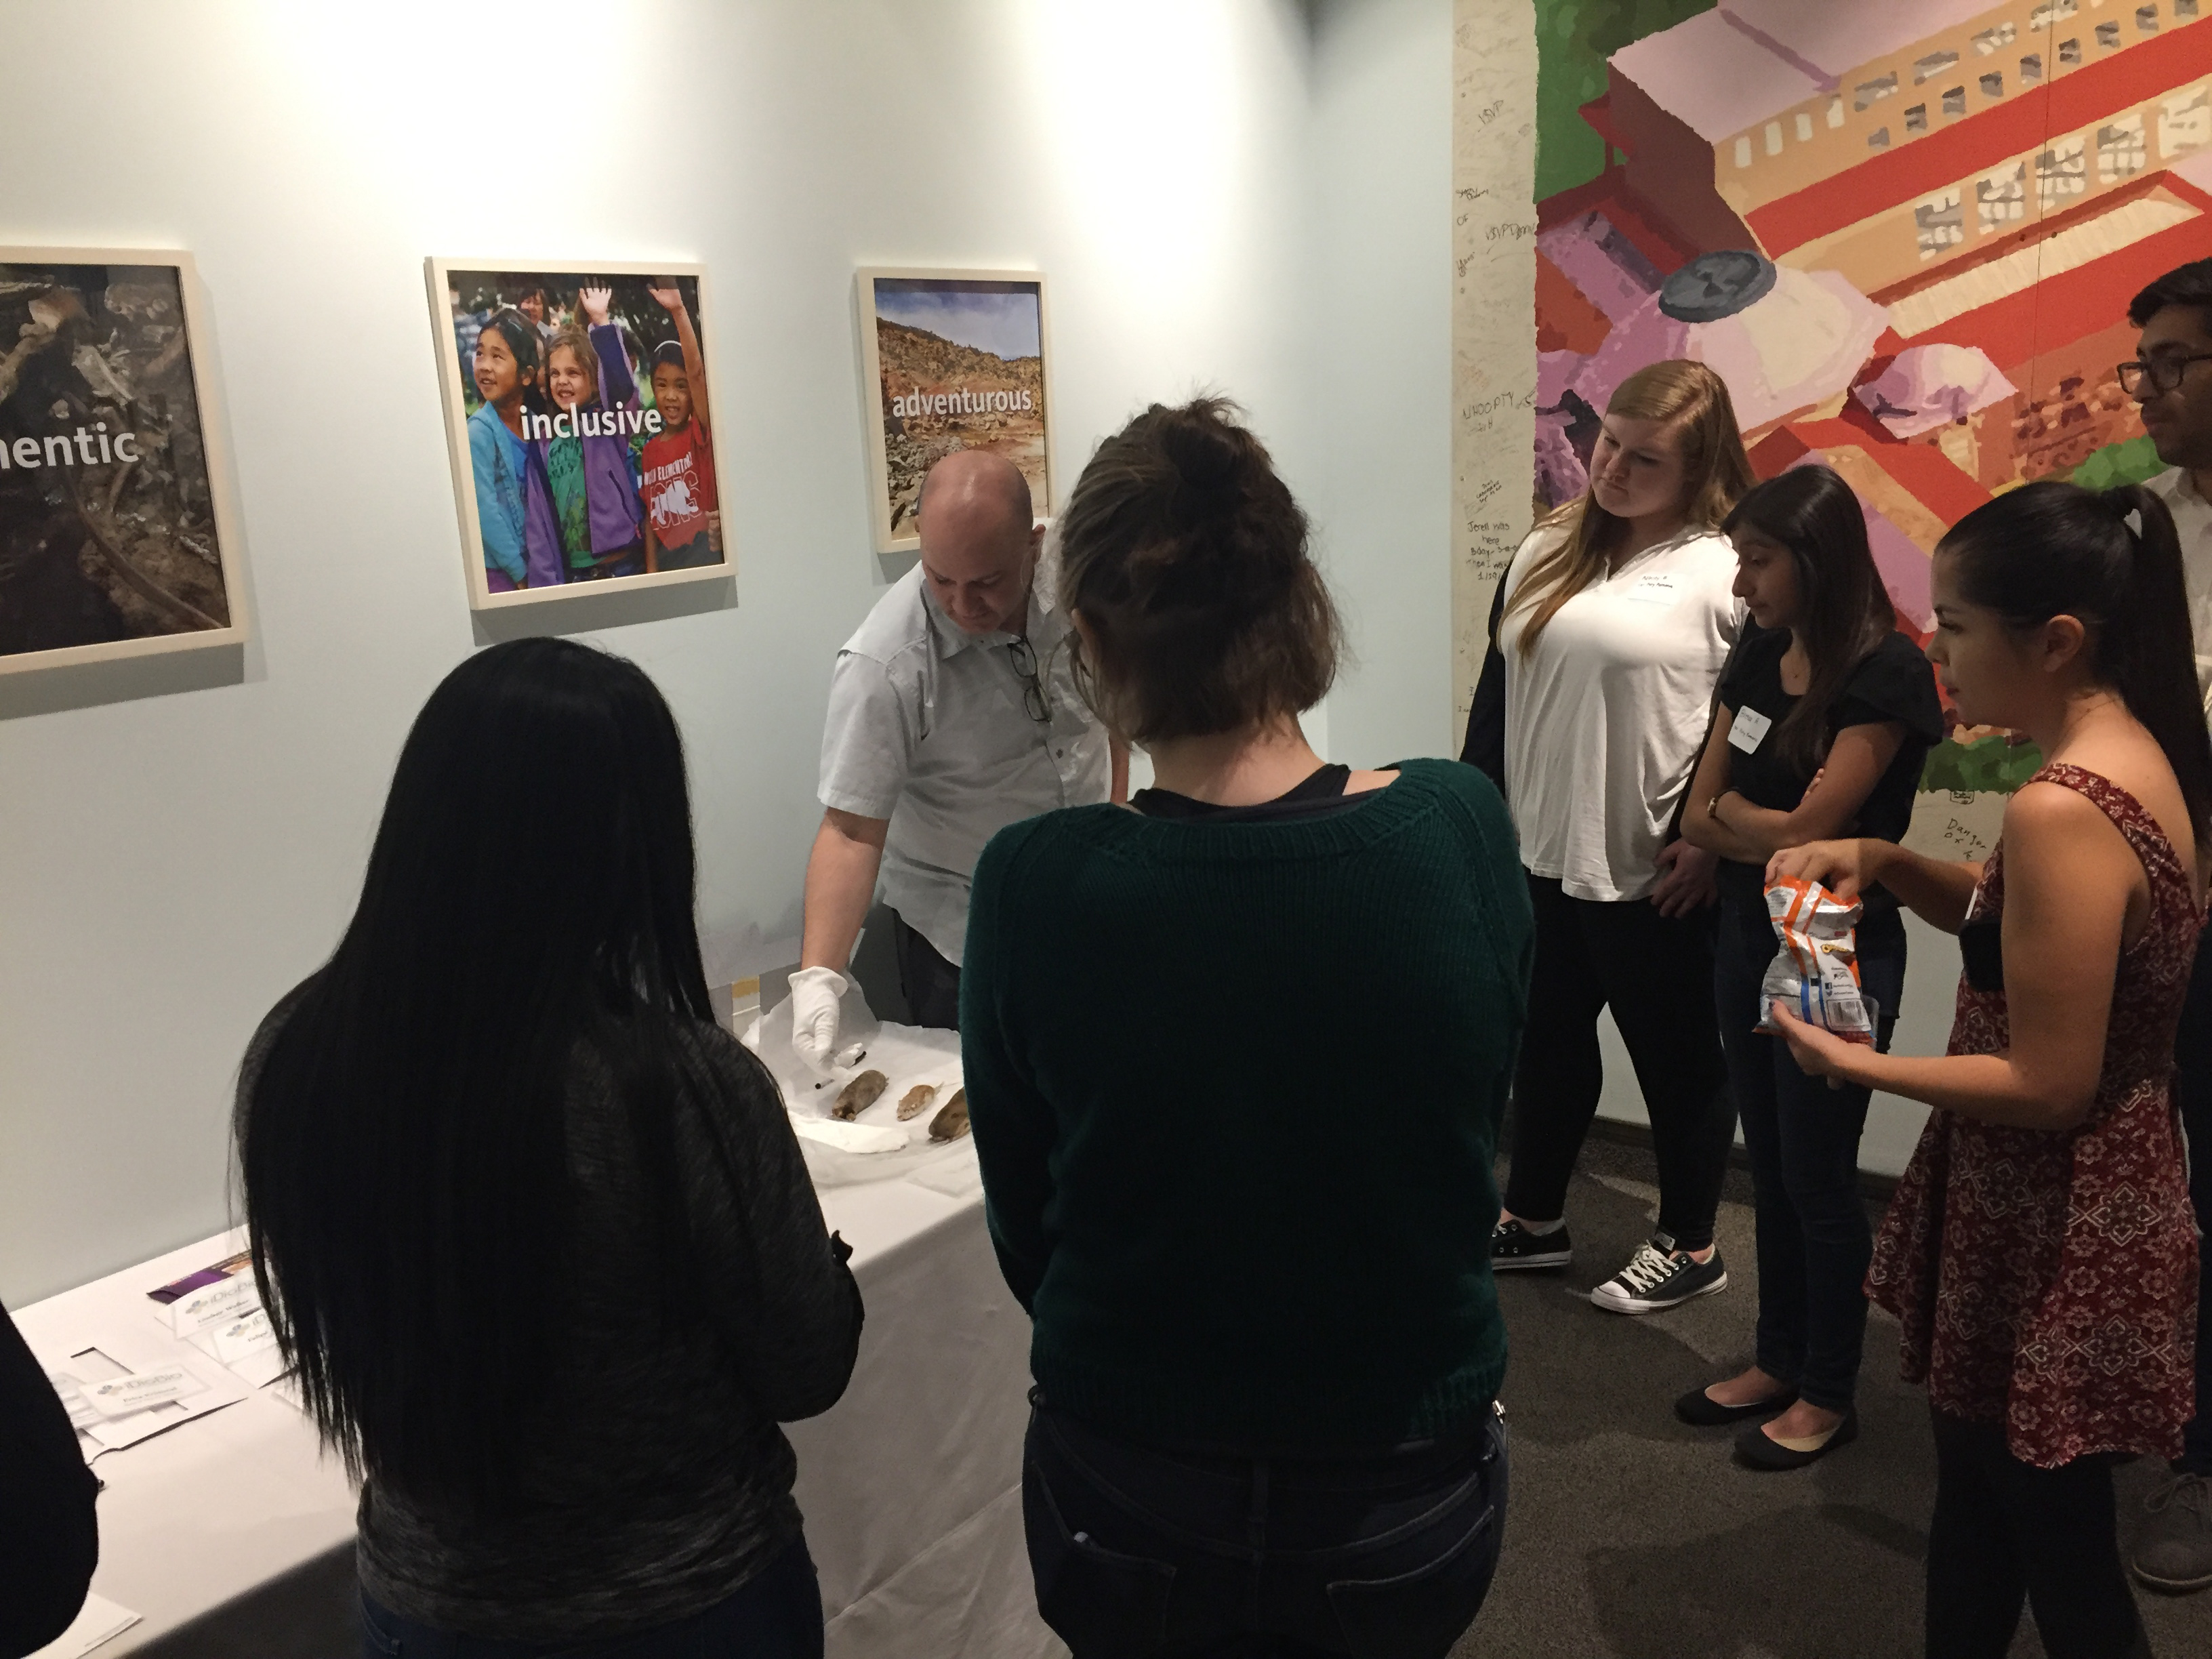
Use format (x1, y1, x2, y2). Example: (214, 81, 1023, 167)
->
(10, 1017, 1058, 1658)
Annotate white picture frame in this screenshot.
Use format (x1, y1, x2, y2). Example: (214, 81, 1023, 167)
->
(425, 257, 735, 611)
(855, 267, 1054, 554)
(0, 247, 249, 676)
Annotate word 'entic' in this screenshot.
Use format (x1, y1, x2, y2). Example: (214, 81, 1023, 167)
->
(1, 422, 142, 470)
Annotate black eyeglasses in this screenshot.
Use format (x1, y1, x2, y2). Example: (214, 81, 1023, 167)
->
(2118, 353, 2212, 396)
(1006, 636, 1050, 723)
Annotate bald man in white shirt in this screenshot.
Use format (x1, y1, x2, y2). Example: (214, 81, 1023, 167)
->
(790, 451, 1126, 1074)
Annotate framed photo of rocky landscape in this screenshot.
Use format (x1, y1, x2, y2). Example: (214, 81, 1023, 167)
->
(426, 258, 732, 610)
(856, 268, 1052, 554)
(0, 248, 247, 674)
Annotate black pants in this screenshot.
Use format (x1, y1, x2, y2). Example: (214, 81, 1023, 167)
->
(1926, 1411, 2150, 1658)
(1022, 1398, 1507, 1658)
(1503, 874, 1734, 1252)
(2174, 930, 2212, 1475)
(1715, 897, 1904, 1410)
(890, 909, 961, 1031)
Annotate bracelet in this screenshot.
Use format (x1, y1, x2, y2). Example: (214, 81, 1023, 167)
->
(1706, 790, 1734, 823)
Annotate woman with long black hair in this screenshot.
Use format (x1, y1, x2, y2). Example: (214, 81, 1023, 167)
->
(237, 638, 861, 1658)
(1676, 465, 1942, 1468)
(1772, 481, 2211, 1657)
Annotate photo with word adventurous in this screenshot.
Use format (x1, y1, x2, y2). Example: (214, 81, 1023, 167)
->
(858, 270, 1051, 553)
(0, 253, 244, 673)
(429, 262, 730, 609)
(1523, 0, 2212, 851)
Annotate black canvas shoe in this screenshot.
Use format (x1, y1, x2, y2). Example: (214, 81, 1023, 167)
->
(1590, 1235, 1727, 1313)
(1490, 1217, 1572, 1270)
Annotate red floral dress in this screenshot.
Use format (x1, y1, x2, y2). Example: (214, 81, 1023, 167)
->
(1866, 764, 2204, 1468)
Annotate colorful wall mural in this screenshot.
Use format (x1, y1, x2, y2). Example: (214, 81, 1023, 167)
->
(1531, 0, 2210, 855)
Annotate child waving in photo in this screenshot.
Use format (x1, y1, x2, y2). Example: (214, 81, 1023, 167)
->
(640, 280, 720, 573)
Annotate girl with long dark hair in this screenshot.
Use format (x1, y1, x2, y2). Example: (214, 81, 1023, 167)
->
(237, 638, 861, 1658)
(1771, 481, 2211, 1656)
(1676, 466, 1942, 1467)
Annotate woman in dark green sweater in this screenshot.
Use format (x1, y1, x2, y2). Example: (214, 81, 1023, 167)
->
(962, 398, 1532, 1659)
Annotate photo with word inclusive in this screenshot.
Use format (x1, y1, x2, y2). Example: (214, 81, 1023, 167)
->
(0, 252, 244, 674)
(428, 261, 730, 609)
(857, 270, 1051, 554)
(1526, 0, 2210, 859)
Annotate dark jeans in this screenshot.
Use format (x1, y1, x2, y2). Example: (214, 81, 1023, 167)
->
(1715, 895, 1904, 1410)
(2175, 930, 2212, 1475)
(1504, 874, 1734, 1252)
(1926, 1410, 2150, 1658)
(891, 909, 961, 1031)
(358, 1540, 823, 1658)
(569, 544, 647, 583)
(1023, 1399, 1507, 1659)
(656, 531, 720, 571)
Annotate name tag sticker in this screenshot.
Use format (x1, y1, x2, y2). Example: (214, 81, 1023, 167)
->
(81, 1367, 205, 1420)
(1624, 572, 1681, 607)
(1729, 706, 1774, 754)
(168, 1273, 259, 1337)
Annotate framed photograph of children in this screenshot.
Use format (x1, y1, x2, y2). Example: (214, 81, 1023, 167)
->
(0, 248, 248, 676)
(425, 258, 732, 610)
(856, 268, 1052, 554)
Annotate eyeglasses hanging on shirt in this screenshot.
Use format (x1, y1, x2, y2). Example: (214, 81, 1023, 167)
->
(1006, 635, 1050, 723)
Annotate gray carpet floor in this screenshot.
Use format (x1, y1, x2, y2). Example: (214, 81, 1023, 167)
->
(1456, 1134, 2212, 1659)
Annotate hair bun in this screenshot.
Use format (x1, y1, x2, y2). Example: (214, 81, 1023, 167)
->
(1158, 411, 1243, 504)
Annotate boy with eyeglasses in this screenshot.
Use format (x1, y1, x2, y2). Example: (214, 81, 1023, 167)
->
(2124, 255, 2212, 1595)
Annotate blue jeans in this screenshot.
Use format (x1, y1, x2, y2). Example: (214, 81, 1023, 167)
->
(357, 1539, 823, 1658)
(1714, 895, 1906, 1412)
(1022, 1396, 1507, 1658)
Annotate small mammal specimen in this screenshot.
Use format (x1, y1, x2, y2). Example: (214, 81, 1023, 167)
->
(928, 1088, 970, 1143)
(898, 1084, 938, 1122)
(832, 1069, 889, 1122)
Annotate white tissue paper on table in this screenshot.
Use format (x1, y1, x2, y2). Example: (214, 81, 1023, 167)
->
(745, 987, 977, 1187)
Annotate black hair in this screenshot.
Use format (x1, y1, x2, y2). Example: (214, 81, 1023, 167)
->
(1058, 396, 1340, 741)
(1721, 466, 1898, 773)
(651, 340, 687, 373)
(237, 638, 747, 1513)
(1940, 480, 2212, 843)
(477, 308, 544, 415)
(2128, 258, 2212, 333)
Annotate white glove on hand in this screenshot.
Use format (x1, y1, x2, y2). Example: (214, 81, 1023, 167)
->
(790, 966, 863, 1079)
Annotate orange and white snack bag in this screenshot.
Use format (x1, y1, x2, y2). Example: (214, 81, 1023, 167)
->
(1756, 876, 1876, 1045)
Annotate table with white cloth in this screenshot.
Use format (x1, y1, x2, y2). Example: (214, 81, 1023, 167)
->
(9, 1015, 1057, 1659)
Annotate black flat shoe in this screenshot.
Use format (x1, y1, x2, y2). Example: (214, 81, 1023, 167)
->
(1735, 1406, 1858, 1469)
(1675, 1383, 1798, 1427)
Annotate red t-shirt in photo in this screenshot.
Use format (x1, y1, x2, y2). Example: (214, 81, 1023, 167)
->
(640, 415, 717, 550)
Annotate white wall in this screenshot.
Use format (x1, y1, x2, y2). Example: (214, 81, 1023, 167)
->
(1301, 0, 1455, 764)
(0, 0, 1347, 1305)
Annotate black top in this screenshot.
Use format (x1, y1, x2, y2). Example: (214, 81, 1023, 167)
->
(1715, 627, 1945, 909)
(0, 1304, 99, 1654)
(1132, 763, 1376, 823)
(241, 1002, 865, 1642)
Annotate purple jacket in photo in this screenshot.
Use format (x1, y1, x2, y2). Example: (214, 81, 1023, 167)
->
(523, 323, 646, 583)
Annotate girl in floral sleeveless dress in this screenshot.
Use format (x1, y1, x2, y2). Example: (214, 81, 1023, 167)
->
(1769, 480, 2212, 1659)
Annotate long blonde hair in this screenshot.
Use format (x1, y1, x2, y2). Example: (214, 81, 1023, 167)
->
(1510, 360, 1754, 656)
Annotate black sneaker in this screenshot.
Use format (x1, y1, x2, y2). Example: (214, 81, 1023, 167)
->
(1589, 1235, 1727, 1313)
(1491, 1217, 1572, 1270)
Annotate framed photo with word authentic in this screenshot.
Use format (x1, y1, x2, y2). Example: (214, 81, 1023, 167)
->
(425, 258, 733, 610)
(0, 248, 248, 674)
(856, 268, 1054, 554)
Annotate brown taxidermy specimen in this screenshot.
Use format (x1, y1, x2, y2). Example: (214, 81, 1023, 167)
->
(928, 1088, 970, 1143)
(898, 1083, 938, 1121)
(831, 1069, 888, 1122)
